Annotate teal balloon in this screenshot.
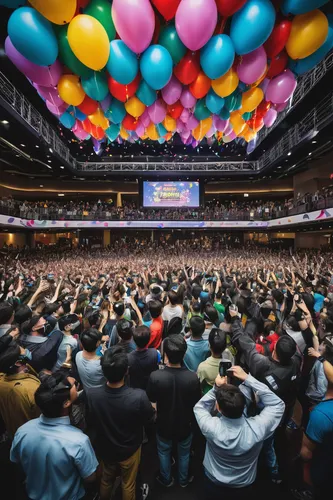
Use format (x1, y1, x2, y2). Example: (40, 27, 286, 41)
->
(106, 123, 120, 141)
(220, 108, 230, 120)
(230, 0, 276, 56)
(225, 91, 242, 112)
(158, 24, 186, 65)
(8, 7, 58, 66)
(136, 80, 157, 106)
(156, 123, 167, 137)
(81, 72, 109, 101)
(206, 90, 225, 114)
(74, 108, 87, 121)
(140, 45, 173, 91)
(201, 35, 235, 80)
(106, 40, 138, 85)
(105, 98, 126, 124)
(158, 138, 166, 144)
(194, 99, 211, 121)
(59, 112, 75, 129)
(242, 112, 252, 121)
(281, 0, 329, 15)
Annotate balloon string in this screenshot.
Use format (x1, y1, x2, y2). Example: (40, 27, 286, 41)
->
(217, 17, 227, 34)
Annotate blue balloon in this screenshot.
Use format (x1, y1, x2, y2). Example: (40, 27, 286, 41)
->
(220, 108, 230, 120)
(206, 90, 225, 114)
(8, 7, 58, 66)
(230, 0, 276, 56)
(136, 80, 157, 106)
(0, 0, 26, 7)
(140, 45, 173, 91)
(59, 112, 75, 129)
(158, 138, 166, 144)
(106, 40, 138, 85)
(281, 0, 329, 15)
(105, 98, 126, 124)
(74, 108, 87, 121)
(81, 72, 109, 101)
(106, 123, 120, 141)
(194, 99, 211, 121)
(200, 35, 235, 80)
(156, 123, 167, 137)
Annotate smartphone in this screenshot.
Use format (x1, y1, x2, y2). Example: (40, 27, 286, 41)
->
(219, 360, 232, 377)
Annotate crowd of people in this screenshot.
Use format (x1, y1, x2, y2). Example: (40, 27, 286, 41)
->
(0, 242, 333, 500)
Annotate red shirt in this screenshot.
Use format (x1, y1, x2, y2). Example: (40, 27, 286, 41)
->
(148, 316, 163, 349)
(255, 332, 280, 355)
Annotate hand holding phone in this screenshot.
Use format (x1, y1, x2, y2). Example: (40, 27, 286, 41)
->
(219, 360, 232, 377)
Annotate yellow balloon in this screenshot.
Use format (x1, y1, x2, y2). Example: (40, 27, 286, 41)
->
(30, 0, 76, 25)
(120, 126, 129, 140)
(212, 68, 239, 98)
(241, 87, 264, 113)
(193, 117, 212, 141)
(88, 107, 109, 128)
(147, 123, 159, 140)
(68, 15, 110, 71)
(286, 10, 328, 60)
(125, 96, 146, 118)
(163, 115, 176, 132)
(140, 133, 148, 140)
(58, 74, 85, 106)
(244, 129, 256, 142)
(230, 112, 246, 136)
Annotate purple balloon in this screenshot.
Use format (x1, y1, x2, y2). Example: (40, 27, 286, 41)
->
(46, 100, 68, 116)
(148, 99, 167, 124)
(180, 107, 191, 123)
(228, 131, 237, 140)
(213, 115, 229, 133)
(176, 119, 186, 133)
(224, 123, 233, 136)
(259, 77, 270, 94)
(100, 94, 112, 112)
(206, 125, 216, 138)
(135, 120, 145, 137)
(140, 108, 151, 127)
(192, 139, 199, 147)
(161, 76, 182, 105)
(182, 130, 191, 140)
(263, 107, 277, 128)
(237, 46, 267, 85)
(187, 114, 199, 130)
(186, 136, 193, 145)
(5, 36, 62, 87)
(176, 0, 218, 51)
(35, 84, 63, 107)
(266, 69, 297, 104)
(273, 100, 289, 112)
(180, 88, 197, 109)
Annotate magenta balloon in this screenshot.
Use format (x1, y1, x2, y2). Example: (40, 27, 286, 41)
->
(213, 115, 229, 133)
(176, 0, 217, 51)
(228, 131, 237, 140)
(140, 108, 151, 127)
(182, 130, 191, 140)
(112, 0, 155, 54)
(161, 76, 182, 105)
(266, 69, 297, 104)
(35, 84, 63, 107)
(135, 121, 145, 137)
(46, 100, 68, 116)
(224, 123, 233, 136)
(5, 36, 62, 87)
(100, 94, 112, 112)
(206, 125, 216, 138)
(148, 99, 167, 124)
(187, 114, 199, 130)
(259, 77, 270, 94)
(180, 88, 197, 109)
(176, 119, 186, 133)
(186, 136, 193, 145)
(237, 46, 267, 85)
(263, 107, 277, 128)
(273, 100, 289, 112)
(192, 140, 199, 147)
(180, 107, 191, 123)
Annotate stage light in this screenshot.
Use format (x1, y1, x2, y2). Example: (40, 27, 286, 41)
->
(287, 152, 291, 156)
(49, 148, 53, 153)
(20, 144, 25, 147)
(308, 152, 312, 156)
(39, 185, 43, 187)
(58, 194, 65, 197)
(1, 120, 9, 124)
(244, 193, 249, 197)
(60, 166, 65, 169)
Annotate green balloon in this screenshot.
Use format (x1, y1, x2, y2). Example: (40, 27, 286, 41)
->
(57, 26, 93, 79)
(84, 0, 116, 41)
(158, 25, 186, 65)
(242, 112, 252, 121)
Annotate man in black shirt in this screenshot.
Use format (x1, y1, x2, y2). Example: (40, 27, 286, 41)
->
(84, 345, 154, 500)
(146, 335, 201, 488)
(128, 326, 160, 390)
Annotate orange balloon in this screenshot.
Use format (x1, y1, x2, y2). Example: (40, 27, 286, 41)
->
(88, 107, 109, 129)
(212, 68, 239, 98)
(230, 111, 246, 136)
(241, 87, 264, 113)
(165, 132, 173, 141)
(193, 117, 212, 141)
(163, 115, 176, 132)
(146, 122, 159, 140)
(120, 126, 129, 140)
(189, 71, 211, 99)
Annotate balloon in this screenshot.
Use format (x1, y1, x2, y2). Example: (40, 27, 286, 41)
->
(176, 0, 217, 51)
(0, 0, 26, 6)
(146, 123, 159, 140)
(266, 50, 288, 78)
(140, 45, 173, 90)
(230, 111, 246, 135)
(168, 101, 184, 119)
(263, 107, 277, 127)
(5, 37, 61, 87)
(212, 68, 239, 98)
(8, 7, 58, 66)
(281, 0, 329, 15)
(213, 115, 229, 132)
(242, 112, 252, 121)
(119, 126, 129, 140)
(107, 73, 140, 102)
(237, 46, 267, 85)
(135, 121, 145, 137)
(34, 84, 63, 107)
(46, 101, 68, 116)
(158, 24, 186, 65)
(190, 72, 211, 99)
(174, 51, 200, 85)
(112, 0, 155, 54)
(57, 25, 92, 79)
(29, 0, 76, 25)
(60, 112, 76, 129)
(193, 117, 213, 141)
(259, 77, 270, 94)
(225, 91, 242, 112)
(194, 99, 211, 121)
(264, 17, 292, 59)
(88, 107, 109, 128)
(180, 88, 197, 109)
(58, 75, 85, 106)
(256, 99, 271, 116)
(78, 95, 98, 115)
(105, 98, 126, 124)
(200, 35, 235, 81)
(73, 122, 90, 140)
(230, 0, 276, 55)
(286, 10, 329, 60)
(125, 96, 146, 118)
(81, 72, 109, 101)
(206, 90, 225, 114)
(84, 0, 116, 40)
(215, 0, 247, 17)
(161, 76, 182, 105)
(266, 69, 297, 104)
(241, 87, 264, 112)
(68, 14, 109, 71)
(156, 123, 168, 136)
(152, 0, 181, 21)
(140, 109, 151, 127)
(137, 81, 157, 107)
(122, 114, 138, 131)
(148, 99, 167, 124)
(220, 108, 230, 120)
(274, 100, 289, 112)
(74, 108, 87, 121)
(187, 114, 200, 130)
(107, 40, 139, 85)
(100, 94, 112, 112)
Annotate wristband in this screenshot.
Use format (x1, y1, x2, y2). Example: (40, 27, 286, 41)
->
(317, 356, 325, 363)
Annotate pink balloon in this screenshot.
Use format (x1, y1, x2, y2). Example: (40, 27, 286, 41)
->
(5, 37, 62, 87)
(186, 136, 193, 145)
(213, 115, 229, 133)
(135, 121, 145, 136)
(148, 99, 167, 124)
(176, 119, 186, 133)
(180, 108, 191, 123)
(140, 108, 151, 127)
(180, 88, 197, 109)
(237, 46, 267, 85)
(182, 130, 191, 140)
(263, 108, 277, 128)
(273, 100, 289, 112)
(73, 121, 90, 140)
(176, 0, 217, 51)
(161, 76, 182, 105)
(187, 114, 199, 130)
(206, 125, 216, 138)
(192, 140, 199, 147)
(259, 78, 270, 94)
(112, 0, 155, 54)
(228, 131, 237, 140)
(46, 101, 68, 116)
(224, 123, 233, 136)
(266, 69, 297, 104)
(34, 84, 64, 107)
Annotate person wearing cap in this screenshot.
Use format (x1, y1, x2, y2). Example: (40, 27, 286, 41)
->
(10, 372, 98, 500)
(52, 315, 80, 371)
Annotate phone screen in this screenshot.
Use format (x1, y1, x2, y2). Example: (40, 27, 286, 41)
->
(219, 360, 232, 377)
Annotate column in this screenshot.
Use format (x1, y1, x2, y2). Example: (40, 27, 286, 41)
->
(103, 230, 111, 247)
(116, 192, 122, 207)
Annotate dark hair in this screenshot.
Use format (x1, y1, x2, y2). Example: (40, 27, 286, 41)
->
(209, 328, 226, 356)
(323, 336, 333, 364)
(133, 326, 150, 348)
(114, 301, 125, 317)
(59, 315, 75, 332)
(35, 372, 72, 418)
(192, 284, 202, 300)
(204, 304, 218, 324)
(167, 317, 183, 336)
(191, 301, 201, 314)
(216, 385, 245, 419)
(80, 328, 102, 352)
(286, 315, 299, 332)
(117, 319, 133, 341)
(271, 289, 284, 305)
(168, 290, 178, 305)
(101, 345, 128, 383)
(275, 336, 296, 365)
(163, 334, 187, 364)
(0, 301, 14, 326)
(14, 305, 32, 325)
(263, 320, 276, 337)
(0, 342, 21, 374)
(149, 300, 163, 319)
(85, 309, 101, 328)
(43, 302, 62, 316)
(189, 316, 205, 338)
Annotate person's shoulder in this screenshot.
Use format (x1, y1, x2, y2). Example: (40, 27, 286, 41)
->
(15, 417, 39, 436)
(313, 399, 333, 417)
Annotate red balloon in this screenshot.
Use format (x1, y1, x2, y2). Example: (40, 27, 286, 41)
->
(78, 96, 98, 115)
(247, 115, 264, 131)
(264, 17, 292, 59)
(82, 118, 93, 134)
(266, 50, 288, 79)
(152, 0, 181, 21)
(123, 113, 138, 131)
(215, 0, 247, 17)
(174, 51, 200, 85)
(108, 74, 140, 103)
(92, 126, 105, 141)
(189, 71, 211, 99)
(167, 101, 183, 120)
(256, 100, 271, 117)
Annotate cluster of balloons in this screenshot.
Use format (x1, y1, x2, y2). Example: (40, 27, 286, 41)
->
(3, 0, 333, 150)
